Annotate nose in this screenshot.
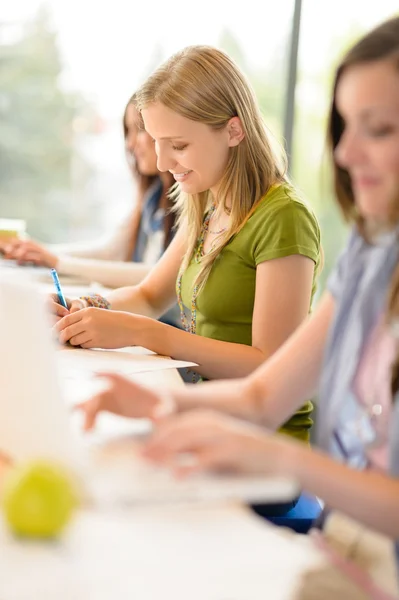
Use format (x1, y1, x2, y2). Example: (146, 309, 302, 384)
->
(335, 129, 363, 170)
(155, 144, 177, 173)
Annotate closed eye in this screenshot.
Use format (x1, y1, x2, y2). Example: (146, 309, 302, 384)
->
(172, 144, 188, 151)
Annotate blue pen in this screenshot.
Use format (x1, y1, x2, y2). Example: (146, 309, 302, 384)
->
(50, 268, 68, 309)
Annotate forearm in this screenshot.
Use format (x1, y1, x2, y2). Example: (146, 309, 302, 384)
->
(173, 377, 258, 420)
(135, 318, 268, 380)
(146, 295, 334, 427)
(284, 442, 399, 538)
(57, 256, 151, 289)
(105, 285, 163, 318)
(244, 294, 335, 430)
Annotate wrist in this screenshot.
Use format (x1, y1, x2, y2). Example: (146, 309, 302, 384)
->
(126, 314, 157, 349)
(243, 376, 264, 422)
(273, 436, 308, 482)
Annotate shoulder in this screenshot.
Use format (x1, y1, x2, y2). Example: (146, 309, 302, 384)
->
(236, 182, 321, 265)
(326, 226, 380, 299)
(247, 181, 320, 242)
(333, 226, 390, 272)
(250, 182, 319, 231)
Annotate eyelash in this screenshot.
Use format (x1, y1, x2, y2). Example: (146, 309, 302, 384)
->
(151, 140, 188, 152)
(366, 126, 394, 138)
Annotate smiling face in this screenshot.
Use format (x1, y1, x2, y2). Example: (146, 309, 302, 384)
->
(335, 59, 399, 226)
(141, 102, 242, 197)
(124, 103, 158, 176)
(134, 128, 158, 176)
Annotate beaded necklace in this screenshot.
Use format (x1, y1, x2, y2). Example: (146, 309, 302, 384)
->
(176, 203, 223, 335)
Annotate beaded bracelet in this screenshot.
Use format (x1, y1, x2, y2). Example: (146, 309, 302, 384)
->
(79, 294, 111, 310)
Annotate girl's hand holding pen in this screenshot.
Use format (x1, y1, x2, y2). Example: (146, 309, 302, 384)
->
(53, 307, 141, 349)
(47, 294, 86, 322)
(48, 268, 87, 323)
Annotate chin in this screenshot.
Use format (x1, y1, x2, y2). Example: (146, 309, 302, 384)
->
(179, 183, 200, 194)
(139, 167, 155, 176)
(357, 195, 386, 218)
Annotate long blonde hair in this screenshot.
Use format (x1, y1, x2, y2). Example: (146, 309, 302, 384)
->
(135, 45, 287, 290)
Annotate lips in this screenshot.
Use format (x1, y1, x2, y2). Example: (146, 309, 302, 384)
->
(354, 178, 381, 188)
(172, 170, 192, 181)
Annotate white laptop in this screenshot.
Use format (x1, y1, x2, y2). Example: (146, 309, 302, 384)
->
(0, 271, 299, 508)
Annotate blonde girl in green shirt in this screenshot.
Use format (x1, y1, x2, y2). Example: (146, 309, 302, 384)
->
(53, 45, 320, 442)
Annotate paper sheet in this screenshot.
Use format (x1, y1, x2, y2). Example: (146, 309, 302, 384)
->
(57, 345, 197, 377)
(56, 346, 197, 406)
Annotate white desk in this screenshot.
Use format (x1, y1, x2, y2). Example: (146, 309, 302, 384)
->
(0, 343, 327, 600)
(0, 271, 396, 599)
(0, 501, 326, 600)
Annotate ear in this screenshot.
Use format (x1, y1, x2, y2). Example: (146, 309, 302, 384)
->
(227, 116, 245, 147)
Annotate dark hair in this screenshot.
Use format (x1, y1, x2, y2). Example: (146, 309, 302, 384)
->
(123, 93, 157, 191)
(327, 17, 399, 227)
(327, 17, 399, 396)
(123, 94, 176, 253)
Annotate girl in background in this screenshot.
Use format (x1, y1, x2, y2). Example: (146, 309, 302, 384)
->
(1, 95, 176, 290)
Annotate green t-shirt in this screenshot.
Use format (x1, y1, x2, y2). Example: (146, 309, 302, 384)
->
(180, 182, 321, 441)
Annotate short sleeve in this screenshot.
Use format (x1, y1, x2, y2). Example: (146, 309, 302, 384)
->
(251, 190, 320, 267)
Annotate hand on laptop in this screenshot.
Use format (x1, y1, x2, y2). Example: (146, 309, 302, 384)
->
(76, 373, 176, 430)
(142, 410, 295, 478)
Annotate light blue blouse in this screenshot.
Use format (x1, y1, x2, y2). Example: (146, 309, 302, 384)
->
(317, 225, 399, 565)
(132, 177, 180, 329)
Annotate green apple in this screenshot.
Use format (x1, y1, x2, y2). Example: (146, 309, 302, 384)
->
(1, 460, 78, 538)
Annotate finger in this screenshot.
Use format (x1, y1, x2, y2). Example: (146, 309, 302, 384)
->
(58, 321, 88, 344)
(150, 393, 176, 421)
(77, 385, 128, 429)
(47, 296, 69, 318)
(54, 311, 83, 332)
(4, 239, 25, 252)
(75, 397, 102, 430)
(79, 340, 96, 349)
(94, 371, 158, 399)
(93, 372, 163, 419)
(172, 447, 228, 477)
(12, 244, 36, 259)
(2, 247, 19, 259)
(16, 252, 43, 265)
(70, 300, 86, 313)
(52, 304, 69, 318)
(14, 247, 36, 259)
(69, 334, 93, 347)
(143, 420, 217, 462)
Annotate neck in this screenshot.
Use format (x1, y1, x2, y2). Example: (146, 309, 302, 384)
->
(210, 189, 232, 212)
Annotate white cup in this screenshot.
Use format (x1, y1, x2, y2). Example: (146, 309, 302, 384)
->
(0, 218, 27, 242)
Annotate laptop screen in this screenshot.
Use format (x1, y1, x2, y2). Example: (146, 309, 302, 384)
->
(0, 272, 77, 465)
